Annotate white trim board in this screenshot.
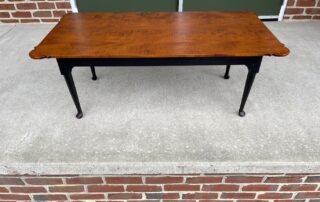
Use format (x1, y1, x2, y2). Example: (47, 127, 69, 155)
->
(279, 0, 289, 21)
(178, 0, 184, 12)
(259, 15, 279, 19)
(70, 0, 78, 13)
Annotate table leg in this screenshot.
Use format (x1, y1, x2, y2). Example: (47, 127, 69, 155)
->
(224, 65, 231, 79)
(57, 59, 83, 119)
(90, 66, 97, 80)
(238, 57, 262, 117)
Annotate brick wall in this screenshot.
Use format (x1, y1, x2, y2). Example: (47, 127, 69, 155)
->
(0, 174, 320, 201)
(0, 0, 71, 23)
(0, 0, 320, 23)
(285, 0, 320, 20)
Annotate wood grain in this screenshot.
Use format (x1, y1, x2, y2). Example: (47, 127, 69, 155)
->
(29, 12, 289, 59)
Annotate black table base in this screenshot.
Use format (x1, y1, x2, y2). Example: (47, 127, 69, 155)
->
(57, 57, 262, 119)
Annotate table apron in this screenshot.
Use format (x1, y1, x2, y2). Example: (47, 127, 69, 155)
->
(57, 57, 262, 69)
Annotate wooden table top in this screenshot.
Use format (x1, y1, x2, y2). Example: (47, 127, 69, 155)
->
(29, 12, 289, 59)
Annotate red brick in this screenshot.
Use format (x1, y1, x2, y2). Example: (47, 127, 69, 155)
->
(106, 177, 142, 184)
(225, 176, 263, 183)
(146, 193, 180, 199)
(183, 193, 218, 199)
(280, 184, 317, 191)
(292, 15, 313, 19)
(0, 19, 18, 23)
(202, 184, 239, 191)
(0, 194, 30, 200)
(25, 178, 63, 185)
(108, 193, 142, 199)
(127, 185, 162, 192)
(305, 176, 320, 182)
(164, 184, 200, 191)
(306, 8, 320, 14)
(33, 11, 51, 17)
(70, 194, 105, 200)
(146, 176, 183, 184)
(0, 187, 8, 192)
(11, 186, 47, 193)
(161, 193, 180, 199)
(11, 11, 31, 18)
(164, 201, 196, 202)
(295, 192, 320, 199)
(49, 185, 84, 192)
(0, 4, 15, 10)
(186, 176, 222, 183)
(258, 193, 292, 199)
(16, 3, 36, 10)
(274, 200, 305, 202)
(55, 2, 71, 9)
(287, 0, 296, 6)
(313, 16, 320, 19)
(33, 194, 67, 201)
(242, 184, 278, 191)
(200, 201, 233, 202)
(41, 18, 59, 22)
(265, 176, 303, 183)
(0, 178, 24, 185)
(296, 0, 316, 6)
(285, 8, 304, 14)
(53, 10, 66, 17)
(130, 201, 161, 202)
(66, 177, 103, 184)
(221, 193, 256, 199)
(0, 12, 10, 18)
(21, 19, 40, 23)
(37, 2, 55, 9)
(238, 201, 269, 202)
(88, 185, 124, 192)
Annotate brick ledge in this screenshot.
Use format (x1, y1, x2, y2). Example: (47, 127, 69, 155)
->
(1, 162, 320, 175)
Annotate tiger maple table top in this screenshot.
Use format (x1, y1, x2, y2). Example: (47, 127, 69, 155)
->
(29, 12, 289, 59)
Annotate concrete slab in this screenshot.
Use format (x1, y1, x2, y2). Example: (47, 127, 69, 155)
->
(0, 22, 319, 174)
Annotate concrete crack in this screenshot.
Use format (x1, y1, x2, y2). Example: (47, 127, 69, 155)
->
(4, 131, 33, 157)
(0, 24, 16, 40)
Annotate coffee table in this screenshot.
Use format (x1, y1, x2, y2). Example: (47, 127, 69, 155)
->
(30, 12, 289, 119)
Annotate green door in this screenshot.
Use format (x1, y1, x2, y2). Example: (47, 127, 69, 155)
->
(183, 0, 283, 16)
(76, 0, 178, 12)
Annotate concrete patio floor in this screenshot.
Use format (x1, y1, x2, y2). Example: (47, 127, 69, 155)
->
(0, 22, 319, 174)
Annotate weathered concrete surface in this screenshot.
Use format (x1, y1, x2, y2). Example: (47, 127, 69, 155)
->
(0, 22, 319, 174)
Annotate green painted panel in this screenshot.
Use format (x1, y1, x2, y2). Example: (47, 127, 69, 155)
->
(76, 0, 178, 12)
(183, 0, 283, 15)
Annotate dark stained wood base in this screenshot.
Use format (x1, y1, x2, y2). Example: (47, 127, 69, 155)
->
(57, 56, 262, 118)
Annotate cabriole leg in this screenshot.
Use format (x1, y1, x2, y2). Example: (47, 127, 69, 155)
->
(238, 71, 256, 117)
(238, 57, 262, 117)
(90, 66, 97, 80)
(57, 59, 83, 119)
(224, 65, 231, 79)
